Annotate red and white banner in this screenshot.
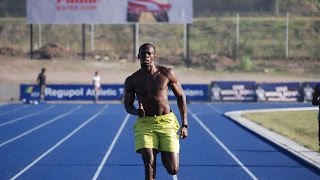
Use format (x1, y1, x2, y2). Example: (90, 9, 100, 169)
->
(27, 0, 193, 24)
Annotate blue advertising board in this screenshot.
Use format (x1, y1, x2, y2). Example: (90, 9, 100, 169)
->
(300, 82, 320, 102)
(255, 82, 300, 102)
(210, 81, 256, 101)
(169, 84, 209, 101)
(21, 82, 315, 102)
(21, 84, 124, 101)
(20, 85, 41, 102)
(21, 84, 209, 102)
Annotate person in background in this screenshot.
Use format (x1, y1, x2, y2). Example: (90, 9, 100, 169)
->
(37, 68, 46, 101)
(312, 83, 320, 146)
(124, 43, 188, 180)
(93, 71, 101, 103)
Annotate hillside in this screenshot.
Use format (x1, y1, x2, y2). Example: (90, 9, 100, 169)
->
(0, 1, 319, 81)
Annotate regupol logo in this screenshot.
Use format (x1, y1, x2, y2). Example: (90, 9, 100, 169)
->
(45, 87, 84, 99)
(25, 85, 40, 98)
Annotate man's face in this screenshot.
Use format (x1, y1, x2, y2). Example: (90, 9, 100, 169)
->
(138, 45, 156, 67)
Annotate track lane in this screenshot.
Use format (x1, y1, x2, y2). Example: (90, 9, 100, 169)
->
(0, 103, 319, 180)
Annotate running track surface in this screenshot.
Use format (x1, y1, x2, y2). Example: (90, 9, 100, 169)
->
(0, 102, 319, 180)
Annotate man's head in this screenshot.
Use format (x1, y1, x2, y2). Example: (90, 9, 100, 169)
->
(41, 68, 46, 73)
(138, 43, 156, 68)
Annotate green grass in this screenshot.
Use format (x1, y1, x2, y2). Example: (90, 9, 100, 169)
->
(243, 110, 319, 151)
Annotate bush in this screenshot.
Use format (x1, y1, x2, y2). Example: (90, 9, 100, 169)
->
(240, 55, 253, 71)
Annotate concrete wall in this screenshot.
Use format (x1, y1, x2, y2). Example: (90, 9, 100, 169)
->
(0, 83, 20, 102)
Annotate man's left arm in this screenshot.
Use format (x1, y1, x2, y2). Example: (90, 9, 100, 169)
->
(168, 69, 188, 138)
(170, 82, 187, 125)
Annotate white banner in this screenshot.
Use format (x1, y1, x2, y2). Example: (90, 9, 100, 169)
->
(27, 0, 193, 24)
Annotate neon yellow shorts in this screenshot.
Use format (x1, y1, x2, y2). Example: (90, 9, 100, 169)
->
(134, 112, 180, 153)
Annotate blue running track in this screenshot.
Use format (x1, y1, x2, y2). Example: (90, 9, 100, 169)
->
(0, 102, 319, 180)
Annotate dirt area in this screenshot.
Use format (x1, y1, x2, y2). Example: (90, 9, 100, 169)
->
(0, 44, 319, 85)
(0, 56, 319, 85)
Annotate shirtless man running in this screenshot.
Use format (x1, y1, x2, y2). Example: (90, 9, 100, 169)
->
(124, 43, 188, 180)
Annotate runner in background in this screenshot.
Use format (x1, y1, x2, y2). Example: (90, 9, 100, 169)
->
(93, 71, 101, 103)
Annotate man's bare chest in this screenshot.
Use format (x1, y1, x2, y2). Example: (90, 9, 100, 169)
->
(135, 75, 169, 95)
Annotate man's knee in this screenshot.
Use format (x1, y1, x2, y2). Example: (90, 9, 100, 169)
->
(141, 149, 157, 164)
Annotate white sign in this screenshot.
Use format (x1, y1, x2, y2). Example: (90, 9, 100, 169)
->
(27, 0, 193, 24)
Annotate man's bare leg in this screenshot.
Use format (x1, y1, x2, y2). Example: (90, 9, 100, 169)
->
(141, 148, 158, 180)
(161, 152, 179, 175)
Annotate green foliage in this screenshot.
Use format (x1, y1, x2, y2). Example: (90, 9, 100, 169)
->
(0, 16, 320, 70)
(312, 20, 320, 33)
(240, 55, 253, 71)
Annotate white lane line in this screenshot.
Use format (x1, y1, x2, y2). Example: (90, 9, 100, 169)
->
(173, 175, 178, 180)
(188, 108, 258, 180)
(0, 105, 81, 148)
(206, 103, 223, 114)
(0, 105, 55, 128)
(0, 105, 29, 115)
(10, 105, 108, 180)
(92, 114, 130, 180)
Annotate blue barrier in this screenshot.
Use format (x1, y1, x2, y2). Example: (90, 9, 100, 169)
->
(169, 84, 209, 101)
(20, 84, 123, 101)
(20, 84, 209, 102)
(300, 82, 320, 102)
(210, 81, 256, 102)
(20, 82, 319, 102)
(255, 82, 300, 102)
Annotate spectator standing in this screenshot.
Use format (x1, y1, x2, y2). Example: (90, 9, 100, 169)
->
(37, 68, 46, 101)
(93, 71, 101, 103)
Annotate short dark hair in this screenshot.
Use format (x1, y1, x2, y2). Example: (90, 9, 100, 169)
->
(139, 43, 156, 54)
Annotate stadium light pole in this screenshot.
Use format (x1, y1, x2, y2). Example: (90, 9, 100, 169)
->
(134, 23, 139, 62)
(183, 23, 187, 61)
(91, 24, 95, 51)
(186, 23, 190, 68)
(275, 0, 279, 16)
(38, 24, 42, 48)
(82, 24, 86, 60)
(236, 13, 240, 60)
(286, 12, 289, 58)
(30, 24, 33, 60)
(133, 24, 136, 62)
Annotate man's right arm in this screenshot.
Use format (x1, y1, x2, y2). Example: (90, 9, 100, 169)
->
(312, 84, 320, 106)
(124, 77, 139, 116)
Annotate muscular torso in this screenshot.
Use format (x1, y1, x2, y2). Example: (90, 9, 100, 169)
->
(131, 66, 172, 116)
